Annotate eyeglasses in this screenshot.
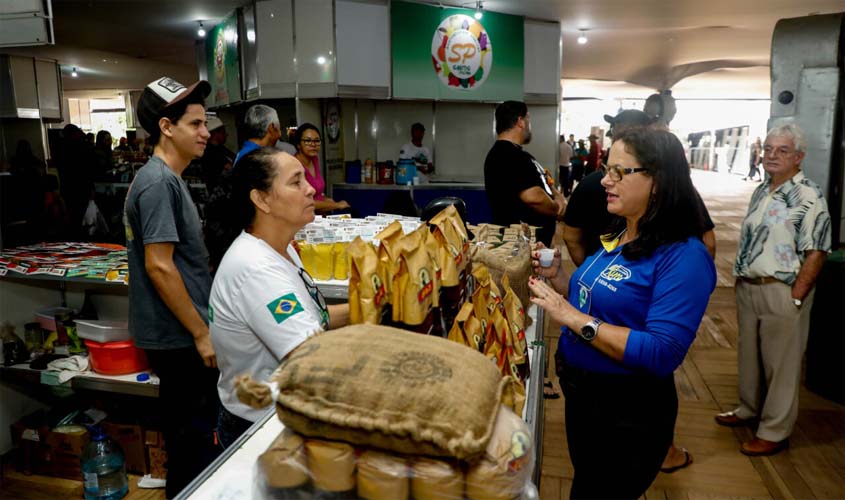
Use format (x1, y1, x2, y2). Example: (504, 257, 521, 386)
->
(301, 139, 322, 145)
(299, 268, 330, 329)
(601, 164, 648, 181)
(763, 146, 796, 158)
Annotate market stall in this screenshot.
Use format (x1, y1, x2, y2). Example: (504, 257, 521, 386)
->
(176, 305, 545, 500)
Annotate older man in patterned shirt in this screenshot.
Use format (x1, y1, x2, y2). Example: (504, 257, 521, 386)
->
(715, 123, 831, 456)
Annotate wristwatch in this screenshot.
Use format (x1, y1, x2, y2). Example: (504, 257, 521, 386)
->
(793, 298, 803, 308)
(580, 318, 603, 342)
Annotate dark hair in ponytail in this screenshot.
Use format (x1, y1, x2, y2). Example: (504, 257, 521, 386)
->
(204, 147, 280, 273)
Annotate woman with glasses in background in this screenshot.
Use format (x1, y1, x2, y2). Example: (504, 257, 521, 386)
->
(293, 122, 351, 214)
(208, 147, 350, 448)
(528, 128, 716, 499)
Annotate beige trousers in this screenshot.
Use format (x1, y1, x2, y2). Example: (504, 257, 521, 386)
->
(734, 280, 814, 442)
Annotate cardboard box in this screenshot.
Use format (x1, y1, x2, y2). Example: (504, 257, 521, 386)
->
(101, 422, 147, 474)
(10, 417, 89, 480)
(145, 430, 167, 480)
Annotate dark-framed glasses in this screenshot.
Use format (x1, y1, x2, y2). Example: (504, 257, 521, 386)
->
(763, 146, 796, 158)
(601, 164, 648, 182)
(299, 268, 329, 328)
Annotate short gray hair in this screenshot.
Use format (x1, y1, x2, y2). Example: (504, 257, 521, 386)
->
(244, 104, 279, 139)
(766, 123, 806, 153)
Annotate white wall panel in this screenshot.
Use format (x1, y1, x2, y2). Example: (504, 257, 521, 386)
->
(524, 20, 561, 97)
(357, 99, 377, 162)
(434, 103, 496, 181)
(255, 0, 296, 95)
(294, 0, 335, 85)
(336, 0, 390, 89)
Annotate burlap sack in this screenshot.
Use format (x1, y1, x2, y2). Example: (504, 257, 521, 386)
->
(305, 439, 356, 492)
(357, 450, 409, 500)
(256, 429, 309, 490)
(470, 240, 532, 317)
(411, 458, 464, 500)
(465, 405, 533, 500)
(270, 325, 508, 459)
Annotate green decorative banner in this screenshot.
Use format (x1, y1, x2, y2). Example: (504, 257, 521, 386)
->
(392, 1, 524, 101)
(206, 12, 241, 107)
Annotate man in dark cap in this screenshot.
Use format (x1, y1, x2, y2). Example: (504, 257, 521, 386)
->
(124, 76, 219, 497)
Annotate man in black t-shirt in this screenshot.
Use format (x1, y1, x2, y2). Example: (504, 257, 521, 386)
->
(484, 101, 565, 246)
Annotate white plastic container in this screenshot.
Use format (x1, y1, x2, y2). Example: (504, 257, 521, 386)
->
(35, 307, 77, 331)
(75, 320, 130, 343)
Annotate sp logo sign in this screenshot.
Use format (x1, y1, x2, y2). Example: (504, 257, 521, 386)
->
(432, 14, 492, 90)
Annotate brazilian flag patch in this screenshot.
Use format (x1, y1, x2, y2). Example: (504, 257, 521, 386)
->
(208, 304, 214, 323)
(267, 293, 304, 324)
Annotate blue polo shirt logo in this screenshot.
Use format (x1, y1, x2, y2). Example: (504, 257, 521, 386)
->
(600, 265, 631, 282)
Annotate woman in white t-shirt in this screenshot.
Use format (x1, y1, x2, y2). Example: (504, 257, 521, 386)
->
(208, 147, 350, 448)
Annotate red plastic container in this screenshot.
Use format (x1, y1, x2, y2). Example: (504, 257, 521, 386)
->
(84, 340, 149, 375)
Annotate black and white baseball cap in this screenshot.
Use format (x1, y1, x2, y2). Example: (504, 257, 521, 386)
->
(137, 77, 211, 135)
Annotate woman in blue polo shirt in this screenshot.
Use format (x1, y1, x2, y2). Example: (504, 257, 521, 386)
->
(529, 128, 716, 499)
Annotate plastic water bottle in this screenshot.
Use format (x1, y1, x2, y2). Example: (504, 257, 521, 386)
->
(81, 427, 129, 500)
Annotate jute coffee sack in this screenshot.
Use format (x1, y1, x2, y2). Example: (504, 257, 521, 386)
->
(305, 439, 356, 493)
(411, 458, 464, 500)
(269, 325, 509, 459)
(465, 405, 534, 500)
(256, 429, 309, 492)
(348, 237, 387, 325)
(470, 240, 532, 316)
(357, 450, 409, 500)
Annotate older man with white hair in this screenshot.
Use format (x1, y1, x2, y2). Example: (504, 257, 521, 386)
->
(235, 104, 281, 164)
(716, 123, 831, 456)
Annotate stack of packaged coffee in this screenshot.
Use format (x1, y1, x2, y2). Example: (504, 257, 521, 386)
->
(348, 206, 470, 336)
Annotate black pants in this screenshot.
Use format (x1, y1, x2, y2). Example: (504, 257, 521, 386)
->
(556, 353, 676, 499)
(748, 162, 759, 180)
(146, 346, 221, 499)
(559, 165, 572, 196)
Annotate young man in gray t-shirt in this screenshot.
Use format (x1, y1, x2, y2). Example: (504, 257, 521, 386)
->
(124, 76, 218, 498)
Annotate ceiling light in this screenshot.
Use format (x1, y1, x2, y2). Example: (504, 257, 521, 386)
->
(197, 22, 206, 38)
(577, 30, 588, 45)
(474, 1, 483, 19)
(71, 67, 78, 78)
(316, 56, 327, 65)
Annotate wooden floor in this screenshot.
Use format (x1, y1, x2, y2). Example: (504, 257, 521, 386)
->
(539, 170, 845, 500)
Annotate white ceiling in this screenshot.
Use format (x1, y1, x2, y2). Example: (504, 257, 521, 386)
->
(3, 0, 844, 99)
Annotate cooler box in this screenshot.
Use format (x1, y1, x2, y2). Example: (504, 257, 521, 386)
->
(84, 340, 148, 375)
(76, 320, 130, 343)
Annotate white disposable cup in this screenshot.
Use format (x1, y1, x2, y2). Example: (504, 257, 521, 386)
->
(538, 248, 555, 267)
